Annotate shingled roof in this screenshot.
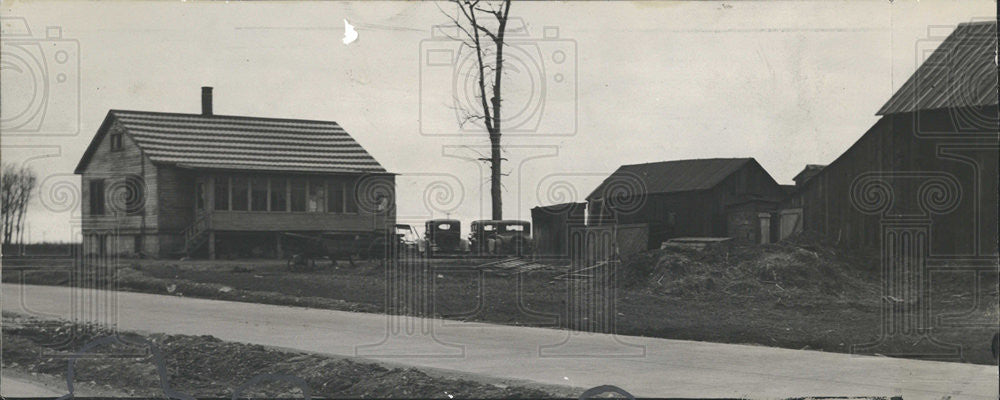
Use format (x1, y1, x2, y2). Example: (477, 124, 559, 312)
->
(586, 158, 758, 200)
(877, 21, 998, 115)
(75, 110, 387, 174)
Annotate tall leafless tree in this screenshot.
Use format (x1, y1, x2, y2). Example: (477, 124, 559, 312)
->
(1, 163, 38, 248)
(441, 0, 512, 220)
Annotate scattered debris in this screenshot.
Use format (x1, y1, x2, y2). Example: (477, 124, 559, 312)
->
(2, 314, 555, 399)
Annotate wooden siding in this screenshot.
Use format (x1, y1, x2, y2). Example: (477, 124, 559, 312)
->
(157, 166, 195, 233)
(531, 203, 586, 257)
(80, 123, 158, 233)
(590, 160, 786, 248)
(790, 106, 998, 255)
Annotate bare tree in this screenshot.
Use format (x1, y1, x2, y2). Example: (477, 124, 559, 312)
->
(440, 0, 512, 220)
(2, 163, 18, 245)
(1, 163, 38, 249)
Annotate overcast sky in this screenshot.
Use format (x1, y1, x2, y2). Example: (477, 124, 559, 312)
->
(1, 0, 994, 242)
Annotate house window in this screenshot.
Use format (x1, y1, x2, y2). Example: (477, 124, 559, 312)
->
(290, 178, 306, 212)
(270, 178, 287, 212)
(251, 177, 268, 212)
(89, 179, 105, 215)
(124, 175, 145, 215)
(214, 176, 230, 211)
(110, 133, 123, 151)
(231, 176, 249, 211)
(327, 179, 344, 213)
(344, 179, 358, 213)
(307, 178, 325, 212)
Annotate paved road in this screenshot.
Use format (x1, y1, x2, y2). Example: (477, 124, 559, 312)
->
(1, 375, 65, 398)
(3, 283, 996, 399)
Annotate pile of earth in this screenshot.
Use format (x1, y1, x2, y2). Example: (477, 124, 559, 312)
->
(618, 232, 880, 306)
(2, 313, 554, 398)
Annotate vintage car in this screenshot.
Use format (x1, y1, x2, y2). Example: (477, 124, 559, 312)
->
(395, 224, 421, 252)
(424, 219, 463, 256)
(469, 220, 531, 256)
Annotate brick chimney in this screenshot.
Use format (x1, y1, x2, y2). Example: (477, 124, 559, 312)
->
(201, 86, 213, 115)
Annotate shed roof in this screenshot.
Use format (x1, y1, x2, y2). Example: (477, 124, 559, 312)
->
(531, 202, 587, 212)
(792, 164, 825, 182)
(877, 21, 998, 115)
(75, 110, 387, 174)
(586, 158, 755, 200)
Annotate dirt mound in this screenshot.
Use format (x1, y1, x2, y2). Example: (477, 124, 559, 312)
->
(620, 232, 879, 303)
(2, 314, 553, 398)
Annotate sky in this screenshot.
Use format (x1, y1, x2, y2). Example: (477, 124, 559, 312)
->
(1, 0, 994, 242)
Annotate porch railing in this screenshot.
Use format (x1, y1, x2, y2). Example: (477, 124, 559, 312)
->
(182, 212, 211, 255)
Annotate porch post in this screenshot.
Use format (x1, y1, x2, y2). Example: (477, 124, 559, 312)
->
(208, 231, 216, 260)
(275, 233, 283, 259)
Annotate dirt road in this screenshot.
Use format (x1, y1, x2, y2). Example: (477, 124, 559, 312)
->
(3, 283, 996, 399)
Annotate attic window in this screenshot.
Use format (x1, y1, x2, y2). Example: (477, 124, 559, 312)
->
(110, 133, 123, 151)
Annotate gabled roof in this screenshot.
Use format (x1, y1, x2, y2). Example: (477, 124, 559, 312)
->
(75, 110, 388, 174)
(877, 21, 998, 115)
(793, 164, 825, 183)
(586, 158, 756, 200)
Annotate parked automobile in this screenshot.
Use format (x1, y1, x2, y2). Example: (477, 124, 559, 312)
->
(395, 224, 421, 252)
(424, 219, 463, 256)
(469, 220, 532, 256)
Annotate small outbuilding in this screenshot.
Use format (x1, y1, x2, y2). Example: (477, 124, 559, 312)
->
(530, 202, 586, 257)
(586, 158, 786, 248)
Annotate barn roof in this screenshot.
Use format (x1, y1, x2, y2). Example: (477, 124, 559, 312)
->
(75, 110, 388, 174)
(586, 158, 756, 200)
(877, 21, 998, 115)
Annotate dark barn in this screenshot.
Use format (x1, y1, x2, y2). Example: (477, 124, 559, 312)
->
(531, 202, 586, 257)
(586, 158, 787, 248)
(787, 21, 998, 255)
(75, 87, 395, 259)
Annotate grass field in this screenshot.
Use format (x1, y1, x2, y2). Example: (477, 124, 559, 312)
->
(4, 237, 998, 366)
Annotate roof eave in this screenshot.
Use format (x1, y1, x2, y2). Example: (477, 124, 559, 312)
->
(166, 162, 395, 176)
(73, 111, 119, 175)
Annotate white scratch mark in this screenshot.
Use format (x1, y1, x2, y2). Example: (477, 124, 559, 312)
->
(343, 19, 358, 45)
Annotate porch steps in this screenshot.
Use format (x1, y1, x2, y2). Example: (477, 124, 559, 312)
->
(182, 213, 211, 257)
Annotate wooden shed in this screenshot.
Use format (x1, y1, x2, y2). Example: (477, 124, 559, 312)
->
(786, 21, 998, 255)
(586, 158, 787, 248)
(530, 202, 586, 257)
(75, 87, 395, 259)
